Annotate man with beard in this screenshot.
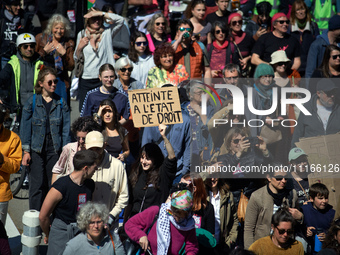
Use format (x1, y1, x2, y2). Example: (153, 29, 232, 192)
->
(291, 80, 340, 147)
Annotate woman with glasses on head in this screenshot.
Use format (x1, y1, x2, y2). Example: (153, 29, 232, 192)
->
(21, 66, 70, 211)
(128, 31, 155, 85)
(249, 207, 304, 254)
(289, 0, 319, 77)
(185, 0, 212, 45)
(74, 7, 125, 111)
(228, 13, 254, 75)
(51, 116, 101, 184)
(146, 13, 171, 53)
(113, 57, 144, 94)
(35, 14, 75, 104)
(146, 43, 189, 88)
(63, 202, 125, 255)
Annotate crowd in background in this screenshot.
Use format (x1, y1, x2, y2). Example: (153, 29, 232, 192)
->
(0, 0, 340, 254)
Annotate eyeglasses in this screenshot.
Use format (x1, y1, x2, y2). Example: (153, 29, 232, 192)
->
(135, 41, 148, 47)
(47, 79, 58, 86)
(76, 136, 86, 142)
(89, 220, 104, 227)
(225, 76, 239, 81)
(232, 139, 240, 144)
(215, 29, 226, 34)
(179, 27, 192, 32)
(194, 90, 206, 95)
(273, 175, 287, 181)
(231, 20, 243, 26)
(22, 44, 35, 50)
(156, 22, 165, 26)
(120, 67, 133, 73)
(276, 227, 294, 235)
(276, 20, 290, 24)
(331, 54, 340, 60)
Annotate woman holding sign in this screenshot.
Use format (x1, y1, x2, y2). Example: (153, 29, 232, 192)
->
(127, 124, 177, 218)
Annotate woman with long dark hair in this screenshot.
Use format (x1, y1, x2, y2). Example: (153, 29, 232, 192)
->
(97, 99, 129, 161)
(318, 218, 340, 255)
(128, 31, 155, 85)
(185, 0, 211, 45)
(128, 124, 177, 218)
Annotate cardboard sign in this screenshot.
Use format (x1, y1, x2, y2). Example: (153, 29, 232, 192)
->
(296, 133, 340, 208)
(128, 87, 183, 128)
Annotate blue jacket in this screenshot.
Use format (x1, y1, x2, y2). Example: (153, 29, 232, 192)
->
(20, 93, 70, 154)
(305, 30, 340, 79)
(141, 103, 191, 176)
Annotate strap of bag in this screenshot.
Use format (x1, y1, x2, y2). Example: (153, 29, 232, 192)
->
(108, 230, 116, 252)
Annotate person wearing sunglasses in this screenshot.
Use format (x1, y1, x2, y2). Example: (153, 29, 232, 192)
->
(228, 13, 254, 75)
(172, 19, 211, 79)
(291, 79, 340, 148)
(125, 189, 199, 255)
(62, 202, 125, 255)
(251, 13, 301, 72)
(51, 116, 101, 185)
(244, 163, 302, 249)
(128, 31, 155, 85)
(0, 33, 43, 120)
(311, 45, 340, 88)
(20, 66, 71, 211)
(146, 13, 171, 53)
(146, 42, 189, 88)
(35, 14, 75, 105)
(207, 21, 231, 78)
(249, 207, 304, 254)
(113, 57, 144, 95)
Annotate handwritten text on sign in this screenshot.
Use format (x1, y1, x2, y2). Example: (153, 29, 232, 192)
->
(128, 87, 183, 127)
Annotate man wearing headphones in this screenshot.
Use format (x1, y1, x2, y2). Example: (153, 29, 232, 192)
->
(0, 33, 43, 118)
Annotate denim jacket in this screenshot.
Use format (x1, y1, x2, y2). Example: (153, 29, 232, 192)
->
(20, 93, 70, 154)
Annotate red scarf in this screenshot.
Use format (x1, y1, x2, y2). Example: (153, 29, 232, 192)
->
(231, 31, 246, 45)
(213, 40, 229, 50)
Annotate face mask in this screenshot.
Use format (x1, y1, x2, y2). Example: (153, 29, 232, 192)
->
(103, 22, 110, 28)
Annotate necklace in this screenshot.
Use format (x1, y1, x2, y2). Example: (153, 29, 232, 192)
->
(69, 174, 82, 186)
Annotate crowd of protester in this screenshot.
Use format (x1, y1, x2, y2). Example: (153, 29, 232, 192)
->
(0, 0, 340, 254)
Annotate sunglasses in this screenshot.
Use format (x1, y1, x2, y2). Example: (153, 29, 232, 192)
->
(322, 90, 337, 97)
(179, 27, 192, 32)
(231, 20, 243, 26)
(156, 22, 165, 26)
(22, 44, 35, 50)
(331, 54, 340, 60)
(273, 175, 287, 181)
(76, 136, 86, 142)
(276, 62, 288, 66)
(47, 79, 58, 86)
(276, 20, 290, 24)
(276, 227, 294, 235)
(215, 29, 226, 34)
(120, 67, 133, 73)
(135, 41, 148, 47)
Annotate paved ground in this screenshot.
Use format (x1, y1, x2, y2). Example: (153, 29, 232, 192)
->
(6, 99, 80, 254)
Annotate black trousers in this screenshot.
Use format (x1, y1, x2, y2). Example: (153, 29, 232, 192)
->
(29, 135, 59, 211)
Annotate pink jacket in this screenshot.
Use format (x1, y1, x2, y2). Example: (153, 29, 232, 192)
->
(146, 33, 172, 53)
(125, 205, 199, 255)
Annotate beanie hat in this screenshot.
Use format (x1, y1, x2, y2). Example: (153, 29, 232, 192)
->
(228, 13, 242, 25)
(254, 63, 274, 79)
(329, 15, 340, 31)
(271, 12, 287, 30)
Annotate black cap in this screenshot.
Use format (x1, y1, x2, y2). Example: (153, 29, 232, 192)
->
(316, 79, 338, 92)
(3, 0, 20, 5)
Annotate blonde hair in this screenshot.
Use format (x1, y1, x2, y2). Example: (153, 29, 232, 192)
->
(44, 14, 71, 38)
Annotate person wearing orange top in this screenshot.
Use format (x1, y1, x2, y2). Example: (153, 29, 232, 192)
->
(0, 97, 22, 225)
